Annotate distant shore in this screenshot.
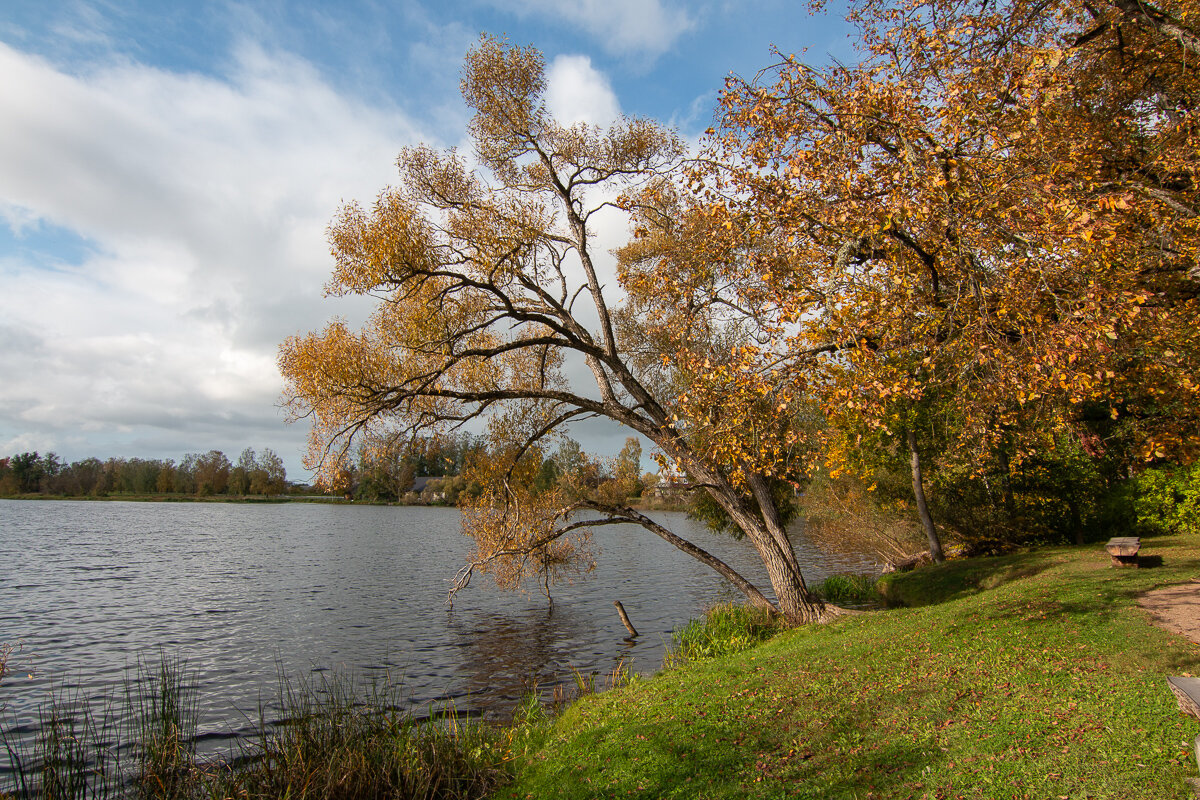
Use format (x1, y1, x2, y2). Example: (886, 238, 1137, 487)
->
(0, 492, 691, 512)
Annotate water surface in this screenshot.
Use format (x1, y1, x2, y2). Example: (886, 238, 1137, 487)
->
(0, 500, 875, 753)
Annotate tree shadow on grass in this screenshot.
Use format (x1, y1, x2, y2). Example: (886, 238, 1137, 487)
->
(878, 551, 1055, 608)
(535, 712, 946, 800)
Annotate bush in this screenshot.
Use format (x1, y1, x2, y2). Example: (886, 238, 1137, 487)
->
(801, 470, 927, 564)
(1126, 463, 1200, 536)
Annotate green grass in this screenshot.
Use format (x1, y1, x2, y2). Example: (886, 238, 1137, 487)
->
(497, 534, 1200, 799)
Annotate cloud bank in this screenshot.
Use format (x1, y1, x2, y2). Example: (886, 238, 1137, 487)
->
(0, 40, 423, 474)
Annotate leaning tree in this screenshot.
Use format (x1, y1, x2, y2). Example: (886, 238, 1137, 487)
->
(278, 36, 832, 624)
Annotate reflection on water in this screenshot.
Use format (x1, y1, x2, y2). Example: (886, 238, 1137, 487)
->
(0, 499, 876, 759)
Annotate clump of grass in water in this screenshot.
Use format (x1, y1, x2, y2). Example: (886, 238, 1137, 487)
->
(3, 655, 197, 800)
(213, 671, 509, 800)
(550, 659, 633, 709)
(3, 658, 511, 800)
(810, 572, 879, 605)
(664, 603, 784, 667)
(127, 656, 197, 800)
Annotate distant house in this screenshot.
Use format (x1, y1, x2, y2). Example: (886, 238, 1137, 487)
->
(408, 475, 447, 502)
(651, 468, 691, 498)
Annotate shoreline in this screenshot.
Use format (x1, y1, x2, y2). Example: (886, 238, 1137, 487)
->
(0, 492, 691, 512)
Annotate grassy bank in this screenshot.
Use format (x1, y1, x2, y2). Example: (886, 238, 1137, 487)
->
(499, 534, 1200, 799)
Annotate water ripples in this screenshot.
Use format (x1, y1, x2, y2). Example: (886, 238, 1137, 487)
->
(0, 499, 875, 764)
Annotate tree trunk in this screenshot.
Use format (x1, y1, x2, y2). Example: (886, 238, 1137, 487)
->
(754, 532, 825, 625)
(1067, 496, 1084, 546)
(657, 450, 826, 625)
(907, 428, 945, 563)
(610, 505, 777, 612)
(743, 474, 825, 624)
(718, 492, 825, 625)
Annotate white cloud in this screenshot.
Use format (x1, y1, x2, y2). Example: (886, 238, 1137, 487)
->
(0, 41, 425, 475)
(545, 54, 621, 128)
(497, 0, 695, 59)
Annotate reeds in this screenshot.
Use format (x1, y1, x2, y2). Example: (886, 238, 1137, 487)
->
(212, 672, 508, 800)
(2, 658, 510, 800)
(810, 572, 879, 605)
(663, 602, 784, 668)
(548, 660, 632, 708)
(127, 657, 196, 800)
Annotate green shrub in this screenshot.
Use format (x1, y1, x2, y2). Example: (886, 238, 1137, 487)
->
(665, 603, 784, 667)
(1127, 463, 1200, 535)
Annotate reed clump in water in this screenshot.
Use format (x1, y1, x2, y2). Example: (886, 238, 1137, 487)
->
(810, 573, 879, 605)
(3, 659, 174, 800)
(663, 602, 785, 668)
(212, 673, 509, 800)
(2, 659, 512, 800)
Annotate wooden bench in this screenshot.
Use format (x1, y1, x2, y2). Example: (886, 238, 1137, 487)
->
(1168, 677, 1200, 794)
(1105, 536, 1141, 567)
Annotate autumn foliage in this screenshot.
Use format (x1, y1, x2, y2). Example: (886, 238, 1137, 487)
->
(282, 0, 1200, 624)
(617, 0, 1200, 550)
(707, 0, 1200, 467)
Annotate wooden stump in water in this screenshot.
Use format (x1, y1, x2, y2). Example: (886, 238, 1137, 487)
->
(613, 601, 638, 638)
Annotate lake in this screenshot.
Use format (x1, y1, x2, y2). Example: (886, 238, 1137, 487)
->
(0, 499, 875, 762)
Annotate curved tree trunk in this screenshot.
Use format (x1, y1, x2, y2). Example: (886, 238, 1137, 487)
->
(704, 484, 825, 625)
(753, 531, 825, 625)
(602, 504, 777, 612)
(908, 428, 945, 563)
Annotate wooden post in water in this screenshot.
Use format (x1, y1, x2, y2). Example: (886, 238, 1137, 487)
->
(614, 600, 638, 638)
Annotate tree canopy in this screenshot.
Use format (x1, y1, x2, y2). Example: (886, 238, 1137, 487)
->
(282, 0, 1200, 622)
(706, 0, 1200, 466)
(279, 35, 828, 624)
(622, 0, 1200, 550)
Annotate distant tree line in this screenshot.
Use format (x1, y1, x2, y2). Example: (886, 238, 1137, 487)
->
(0, 447, 287, 498)
(330, 432, 650, 506)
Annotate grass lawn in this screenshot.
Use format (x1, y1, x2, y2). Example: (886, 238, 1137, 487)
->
(498, 533, 1200, 799)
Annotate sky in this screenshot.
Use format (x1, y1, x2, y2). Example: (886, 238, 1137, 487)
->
(0, 0, 854, 482)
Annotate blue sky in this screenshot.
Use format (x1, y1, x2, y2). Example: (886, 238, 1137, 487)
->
(0, 0, 853, 481)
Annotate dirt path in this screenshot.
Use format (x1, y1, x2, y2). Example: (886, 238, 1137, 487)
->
(1139, 581, 1200, 645)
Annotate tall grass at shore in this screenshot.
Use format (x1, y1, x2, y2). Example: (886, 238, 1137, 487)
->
(2, 660, 512, 800)
(3, 656, 202, 800)
(664, 602, 785, 667)
(212, 672, 509, 800)
(811, 572, 879, 605)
